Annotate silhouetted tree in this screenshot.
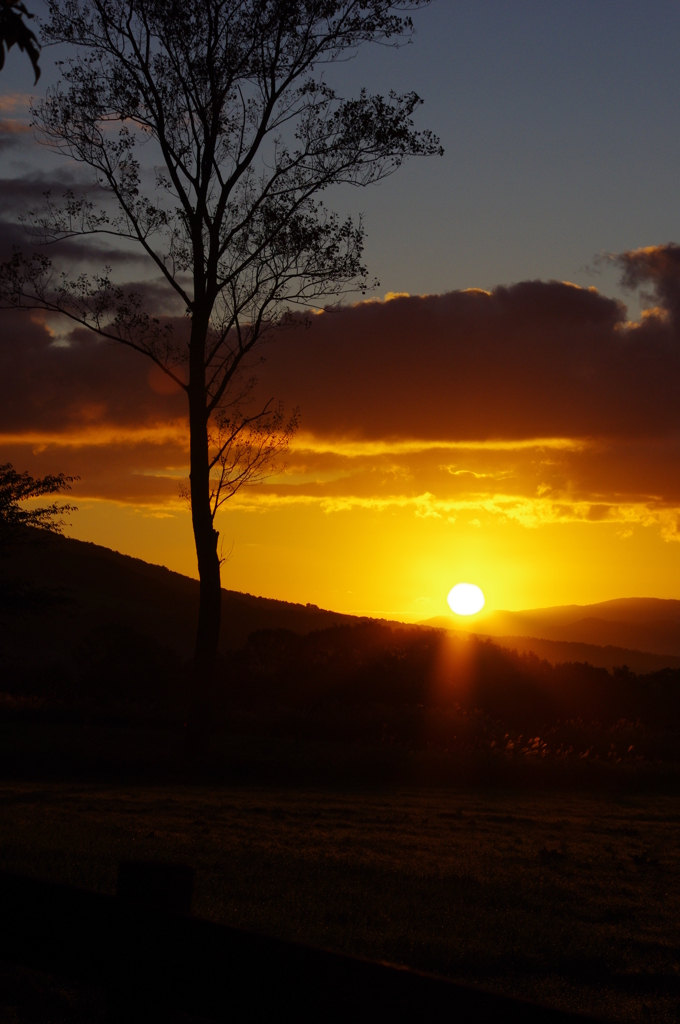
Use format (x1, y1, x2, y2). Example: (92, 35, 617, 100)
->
(0, 0, 40, 82)
(0, 462, 76, 542)
(0, 462, 77, 612)
(0, 0, 442, 751)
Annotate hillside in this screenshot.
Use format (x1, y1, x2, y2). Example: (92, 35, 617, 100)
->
(0, 530, 368, 684)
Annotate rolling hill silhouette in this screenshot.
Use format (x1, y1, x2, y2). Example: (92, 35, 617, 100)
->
(0, 530, 366, 685)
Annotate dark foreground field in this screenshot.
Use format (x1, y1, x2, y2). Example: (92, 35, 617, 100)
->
(1, 783, 679, 1023)
(4, 534, 680, 1021)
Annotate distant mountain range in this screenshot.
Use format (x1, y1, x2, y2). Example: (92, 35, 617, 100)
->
(4, 531, 680, 678)
(425, 598, 680, 672)
(459, 631, 680, 674)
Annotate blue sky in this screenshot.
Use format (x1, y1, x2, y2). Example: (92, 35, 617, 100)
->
(3, 0, 679, 302)
(334, 0, 680, 302)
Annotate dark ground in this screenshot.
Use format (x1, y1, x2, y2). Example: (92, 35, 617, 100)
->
(1, 780, 680, 1023)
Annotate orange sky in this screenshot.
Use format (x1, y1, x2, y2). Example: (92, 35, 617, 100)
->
(61, 492, 680, 620)
(5, 248, 680, 619)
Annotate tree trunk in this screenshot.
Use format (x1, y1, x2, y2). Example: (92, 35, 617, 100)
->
(185, 316, 222, 761)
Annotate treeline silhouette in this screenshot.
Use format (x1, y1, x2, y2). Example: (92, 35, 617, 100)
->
(4, 619, 680, 767)
(219, 623, 680, 764)
(2, 621, 186, 716)
(227, 622, 680, 726)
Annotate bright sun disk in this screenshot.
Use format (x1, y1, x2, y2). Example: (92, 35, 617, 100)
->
(447, 583, 485, 616)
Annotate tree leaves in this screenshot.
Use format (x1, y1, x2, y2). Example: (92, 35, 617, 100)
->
(0, 0, 40, 82)
(0, 463, 77, 540)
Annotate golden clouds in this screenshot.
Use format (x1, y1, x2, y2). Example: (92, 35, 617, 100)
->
(289, 433, 582, 456)
(9, 409, 675, 537)
(219, 432, 680, 542)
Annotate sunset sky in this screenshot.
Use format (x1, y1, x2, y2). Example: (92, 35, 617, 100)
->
(3, 1, 680, 620)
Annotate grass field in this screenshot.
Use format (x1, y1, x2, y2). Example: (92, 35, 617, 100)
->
(1, 783, 680, 1022)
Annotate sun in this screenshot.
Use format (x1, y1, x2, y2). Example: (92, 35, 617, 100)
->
(447, 583, 485, 616)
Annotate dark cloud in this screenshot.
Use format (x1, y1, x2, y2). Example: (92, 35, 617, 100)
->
(0, 310, 186, 435)
(617, 243, 680, 328)
(2, 252, 678, 448)
(255, 257, 680, 443)
(11, 210, 679, 453)
(0, 227, 157, 271)
(0, 435, 187, 503)
(0, 241, 160, 285)
(0, 172, 189, 316)
(0, 172, 89, 216)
